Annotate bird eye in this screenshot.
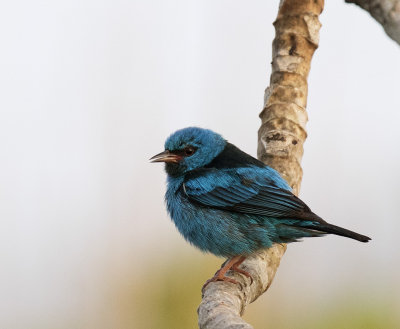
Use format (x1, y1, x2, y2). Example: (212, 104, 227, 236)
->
(184, 146, 196, 156)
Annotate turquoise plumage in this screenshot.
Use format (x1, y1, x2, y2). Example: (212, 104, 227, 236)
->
(151, 127, 370, 284)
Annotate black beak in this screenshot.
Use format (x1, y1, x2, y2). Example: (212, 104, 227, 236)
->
(149, 150, 182, 163)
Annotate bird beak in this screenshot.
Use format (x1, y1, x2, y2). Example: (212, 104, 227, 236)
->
(149, 150, 182, 163)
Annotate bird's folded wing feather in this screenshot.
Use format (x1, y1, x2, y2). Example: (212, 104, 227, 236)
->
(183, 166, 313, 218)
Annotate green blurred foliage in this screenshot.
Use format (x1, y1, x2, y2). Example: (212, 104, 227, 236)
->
(130, 252, 220, 328)
(245, 292, 399, 329)
(122, 251, 399, 329)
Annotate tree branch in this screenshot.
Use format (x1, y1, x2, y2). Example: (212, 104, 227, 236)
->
(198, 1, 324, 328)
(345, 0, 400, 45)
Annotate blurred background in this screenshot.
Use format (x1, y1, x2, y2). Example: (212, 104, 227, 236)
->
(1, 0, 399, 328)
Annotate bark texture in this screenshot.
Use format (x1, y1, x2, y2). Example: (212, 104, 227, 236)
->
(198, 1, 324, 328)
(346, 0, 400, 45)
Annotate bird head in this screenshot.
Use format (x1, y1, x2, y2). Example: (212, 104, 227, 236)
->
(150, 127, 226, 176)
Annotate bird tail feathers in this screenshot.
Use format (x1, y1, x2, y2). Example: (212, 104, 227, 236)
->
(291, 220, 370, 243)
(312, 223, 371, 243)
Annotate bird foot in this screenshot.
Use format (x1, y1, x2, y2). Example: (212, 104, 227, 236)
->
(202, 256, 254, 293)
(231, 265, 253, 284)
(201, 270, 241, 293)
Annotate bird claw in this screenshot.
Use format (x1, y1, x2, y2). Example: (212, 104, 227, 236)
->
(231, 256, 254, 284)
(201, 275, 242, 293)
(202, 256, 254, 294)
(231, 266, 253, 285)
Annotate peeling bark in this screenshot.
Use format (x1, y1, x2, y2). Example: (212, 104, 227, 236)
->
(346, 0, 400, 45)
(198, 1, 324, 328)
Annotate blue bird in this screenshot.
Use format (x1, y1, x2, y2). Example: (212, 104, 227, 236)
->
(150, 127, 370, 286)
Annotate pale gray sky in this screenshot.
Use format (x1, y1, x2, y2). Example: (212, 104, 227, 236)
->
(0, 0, 399, 327)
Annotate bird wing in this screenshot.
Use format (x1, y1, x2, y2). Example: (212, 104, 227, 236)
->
(183, 166, 313, 219)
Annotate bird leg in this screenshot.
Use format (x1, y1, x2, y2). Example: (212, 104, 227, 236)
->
(202, 255, 253, 292)
(231, 256, 253, 284)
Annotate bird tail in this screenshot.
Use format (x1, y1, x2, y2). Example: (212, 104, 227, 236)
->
(275, 219, 371, 243)
(289, 211, 371, 243)
(313, 223, 371, 243)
